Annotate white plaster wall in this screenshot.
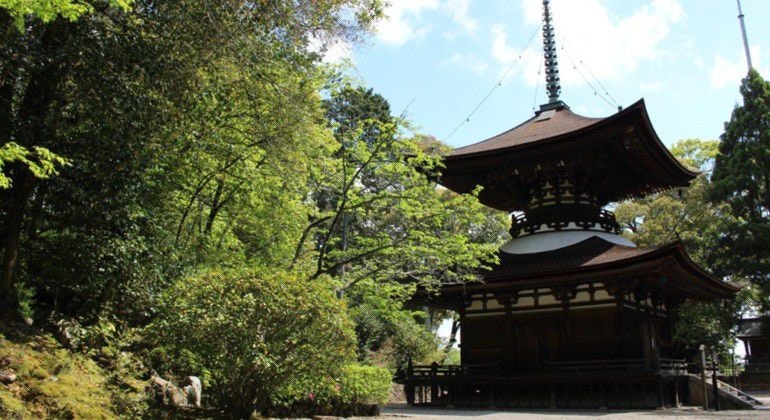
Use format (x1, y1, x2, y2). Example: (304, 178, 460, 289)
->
(500, 231, 636, 254)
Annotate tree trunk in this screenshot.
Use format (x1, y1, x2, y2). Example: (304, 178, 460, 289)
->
(0, 170, 35, 315)
(0, 20, 70, 316)
(204, 179, 224, 235)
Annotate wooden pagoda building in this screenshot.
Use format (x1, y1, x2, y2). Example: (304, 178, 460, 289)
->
(398, 0, 739, 409)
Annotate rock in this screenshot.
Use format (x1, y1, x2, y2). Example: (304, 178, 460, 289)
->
(182, 376, 202, 407)
(149, 373, 202, 410)
(0, 370, 17, 384)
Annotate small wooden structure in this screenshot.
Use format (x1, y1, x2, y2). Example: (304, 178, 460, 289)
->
(398, 1, 739, 409)
(738, 317, 770, 381)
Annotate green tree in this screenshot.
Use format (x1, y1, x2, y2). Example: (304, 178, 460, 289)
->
(711, 69, 770, 309)
(296, 87, 500, 292)
(615, 138, 747, 354)
(615, 139, 735, 268)
(290, 86, 506, 371)
(0, 0, 383, 319)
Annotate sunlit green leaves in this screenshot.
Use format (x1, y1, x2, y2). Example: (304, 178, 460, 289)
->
(0, 0, 133, 30)
(0, 142, 67, 188)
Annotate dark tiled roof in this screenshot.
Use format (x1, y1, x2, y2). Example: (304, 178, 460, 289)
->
(484, 236, 657, 281)
(438, 100, 699, 211)
(451, 107, 603, 157)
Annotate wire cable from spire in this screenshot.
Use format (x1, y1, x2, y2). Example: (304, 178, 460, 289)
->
(558, 34, 621, 109)
(532, 49, 544, 113)
(556, 34, 620, 111)
(445, 24, 542, 141)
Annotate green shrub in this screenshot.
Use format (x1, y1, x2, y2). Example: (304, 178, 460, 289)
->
(146, 267, 356, 417)
(269, 363, 391, 417)
(339, 364, 391, 405)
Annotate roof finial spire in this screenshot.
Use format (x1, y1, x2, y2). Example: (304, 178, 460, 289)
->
(543, 0, 560, 103)
(539, 0, 566, 112)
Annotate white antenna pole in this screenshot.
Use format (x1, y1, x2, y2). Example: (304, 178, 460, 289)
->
(737, 0, 753, 70)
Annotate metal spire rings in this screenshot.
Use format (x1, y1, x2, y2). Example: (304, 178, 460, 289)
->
(542, 0, 561, 104)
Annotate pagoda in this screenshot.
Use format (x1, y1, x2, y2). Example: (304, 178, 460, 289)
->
(398, 0, 738, 409)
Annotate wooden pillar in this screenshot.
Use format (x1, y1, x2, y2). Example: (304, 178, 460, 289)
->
(599, 382, 607, 409)
(459, 303, 467, 365)
(503, 296, 514, 371)
(699, 345, 709, 411)
(673, 379, 681, 408)
(615, 290, 626, 358)
(430, 362, 438, 403)
(656, 380, 664, 408)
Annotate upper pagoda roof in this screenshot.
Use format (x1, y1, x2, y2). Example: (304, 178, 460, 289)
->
(439, 100, 699, 211)
(450, 105, 603, 157)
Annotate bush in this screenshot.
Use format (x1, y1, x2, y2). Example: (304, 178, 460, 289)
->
(269, 363, 391, 417)
(146, 267, 356, 417)
(339, 364, 391, 405)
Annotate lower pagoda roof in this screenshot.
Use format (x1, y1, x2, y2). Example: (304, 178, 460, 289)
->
(421, 236, 739, 305)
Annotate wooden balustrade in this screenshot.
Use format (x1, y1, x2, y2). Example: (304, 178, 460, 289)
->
(404, 358, 689, 382)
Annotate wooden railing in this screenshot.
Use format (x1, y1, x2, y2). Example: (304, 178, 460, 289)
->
(544, 358, 687, 374)
(744, 355, 770, 372)
(407, 362, 500, 379)
(402, 358, 688, 381)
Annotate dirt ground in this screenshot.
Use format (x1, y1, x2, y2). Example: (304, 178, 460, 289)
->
(374, 404, 770, 419)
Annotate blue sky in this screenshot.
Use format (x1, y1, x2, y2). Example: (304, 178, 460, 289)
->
(321, 0, 769, 149)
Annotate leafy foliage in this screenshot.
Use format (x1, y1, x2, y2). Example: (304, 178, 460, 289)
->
(0, 0, 132, 29)
(146, 267, 357, 417)
(272, 363, 391, 412)
(615, 138, 747, 354)
(0, 142, 66, 189)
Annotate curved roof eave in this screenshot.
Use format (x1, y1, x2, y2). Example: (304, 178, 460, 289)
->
(438, 238, 739, 300)
(444, 99, 700, 182)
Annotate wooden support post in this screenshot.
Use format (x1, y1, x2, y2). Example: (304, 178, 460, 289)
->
(674, 379, 681, 408)
(430, 362, 438, 404)
(550, 381, 557, 409)
(699, 345, 709, 410)
(712, 351, 720, 411)
(600, 383, 607, 409)
(504, 298, 513, 371)
(657, 380, 664, 408)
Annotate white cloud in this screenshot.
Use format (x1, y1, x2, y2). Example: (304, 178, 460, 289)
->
(375, 0, 479, 46)
(489, 24, 544, 86)
(375, 0, 439, 46)
(501, 0, 687, 86)
(639, 81, 663, 92)
(445, 0, 479, 35)
(710, 46, 759, 89)
(444, 52, 488, 75)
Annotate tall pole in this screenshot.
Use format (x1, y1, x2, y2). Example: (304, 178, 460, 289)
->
(737, 0, 753, 70)
(542, 0, 561, 104)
